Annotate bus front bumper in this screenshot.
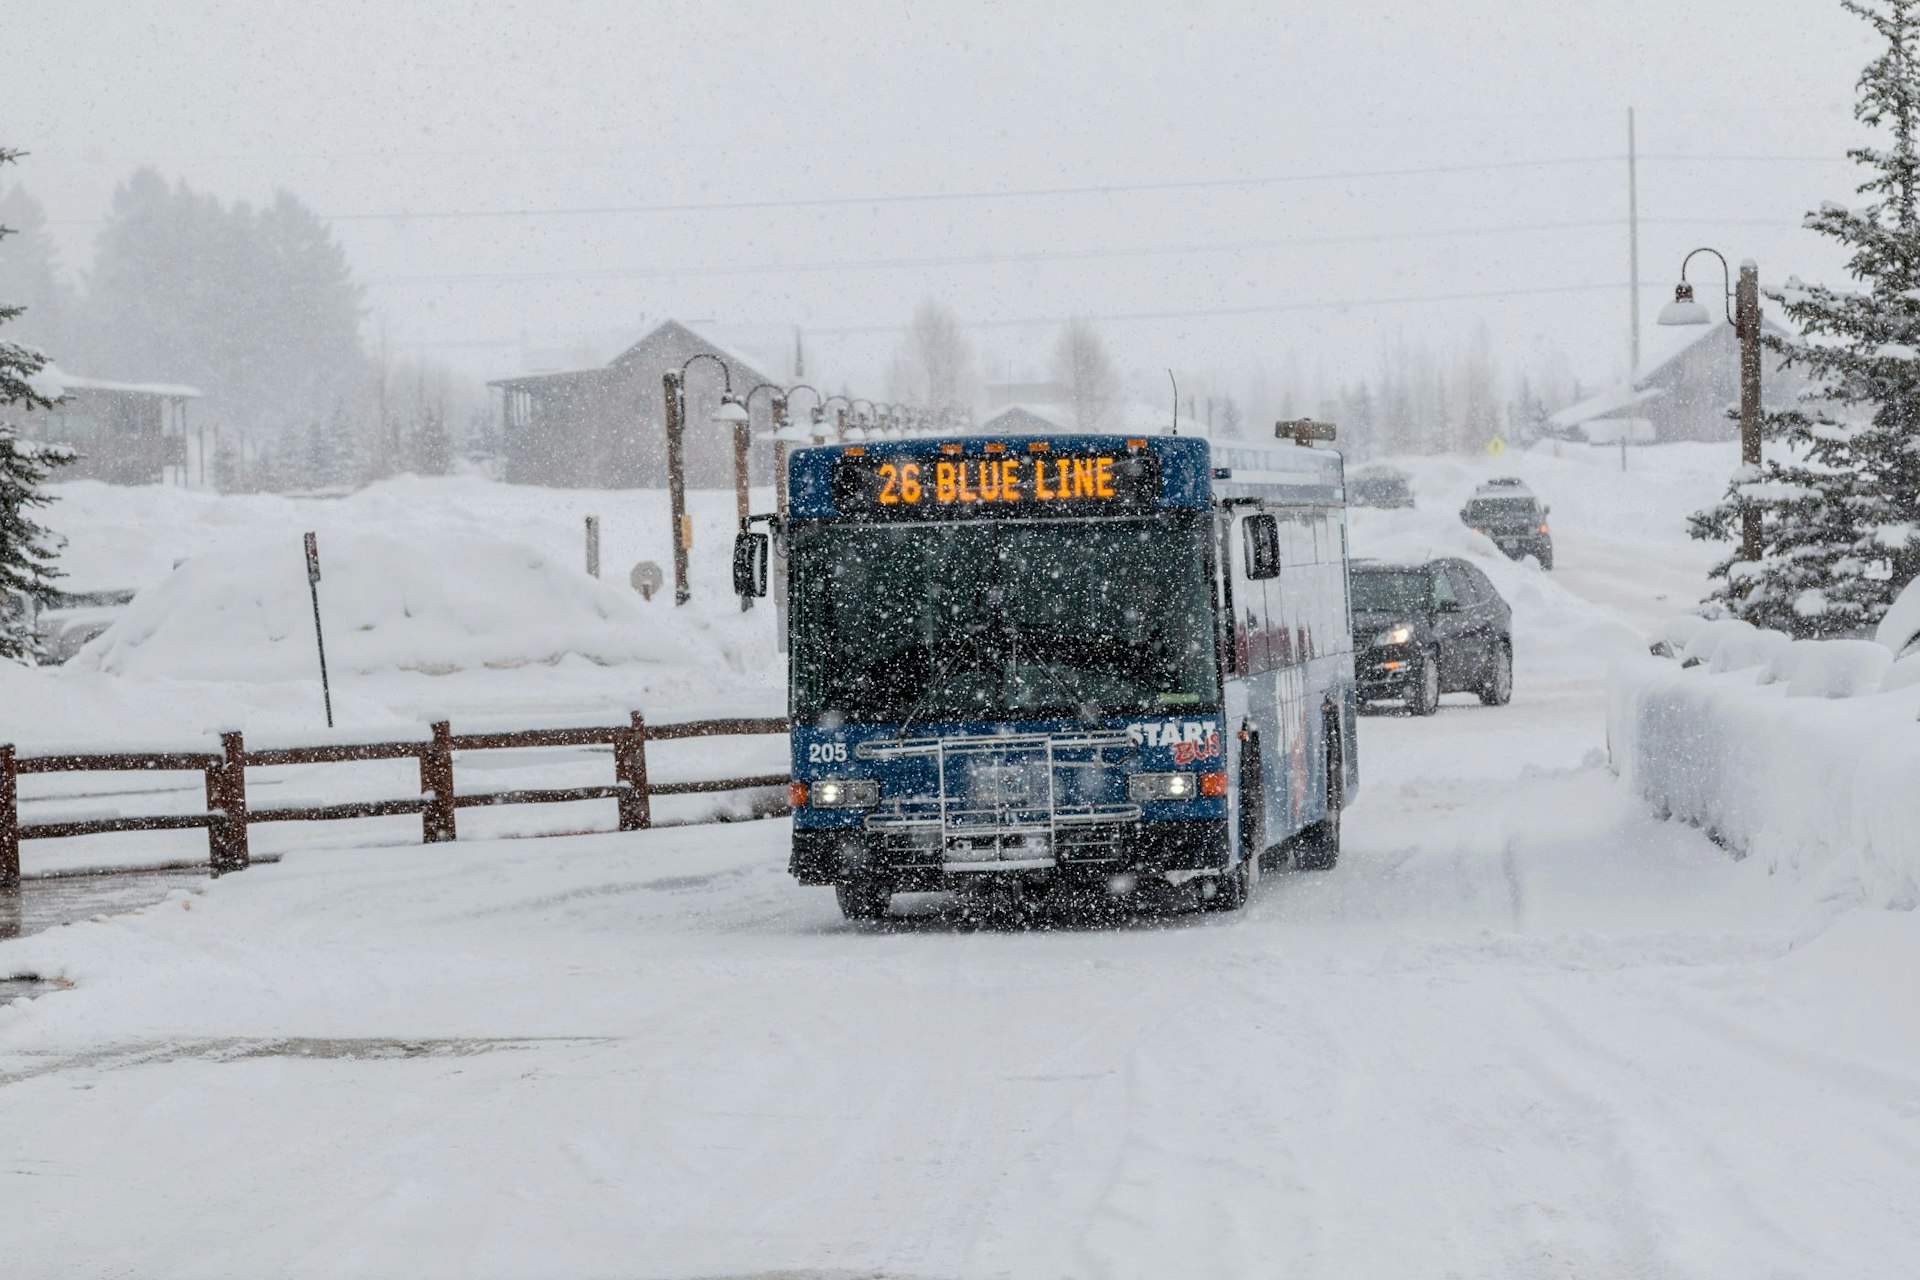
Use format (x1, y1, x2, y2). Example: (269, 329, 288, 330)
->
(790, 819, 1229, 891)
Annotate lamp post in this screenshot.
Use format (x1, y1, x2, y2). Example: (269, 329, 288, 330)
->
(1658, 248, 1763, 561)
(738, 382, 786, 525)
(819, 395, 853, 442)
(731, 383, 789, 613)
(661, 351, 738, 606)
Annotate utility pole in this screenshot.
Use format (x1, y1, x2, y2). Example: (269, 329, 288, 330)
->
(1736, 261, 1763, 561)
(1628, 107, 1641, 375)
(663, 370, 691, 606)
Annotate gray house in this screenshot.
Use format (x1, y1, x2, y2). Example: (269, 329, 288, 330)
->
(1551, 320, 1803, 444)
(489, 320, 784, 489)
(19, 366, 201, 485)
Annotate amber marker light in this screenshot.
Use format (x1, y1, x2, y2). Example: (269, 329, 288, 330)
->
(788, 782, 809, 809)
(1200, 772, 1229, 798)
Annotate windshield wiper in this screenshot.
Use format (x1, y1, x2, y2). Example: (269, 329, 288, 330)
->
(894, 625, 993, 739)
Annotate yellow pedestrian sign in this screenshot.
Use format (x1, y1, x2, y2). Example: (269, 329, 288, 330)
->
(1485, 436, 1508, 457)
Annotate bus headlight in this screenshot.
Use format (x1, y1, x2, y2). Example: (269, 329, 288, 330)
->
(1129, 771, 1199, 802)
(1373, 623, 1414, 646)
(809, 779, 879, 808)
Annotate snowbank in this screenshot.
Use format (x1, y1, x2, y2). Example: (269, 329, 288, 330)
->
(1608, 645, 1920, 908)
(71, 531, 703, 681)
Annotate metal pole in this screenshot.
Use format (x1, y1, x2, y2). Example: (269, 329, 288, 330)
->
(585, 515, 600, 578)
(733, 410, 752, 613)
(1628, 107, 1641, 375)
(305, 534, 334, 729)
(664, 370, 691, 606)
(1737, 261, 1763, 561)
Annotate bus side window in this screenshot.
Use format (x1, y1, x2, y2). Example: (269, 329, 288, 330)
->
(1237, 514, 1274, 673)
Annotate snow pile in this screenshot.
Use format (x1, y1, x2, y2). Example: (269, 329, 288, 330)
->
(1609, 644, 1920, 907)
(73, 530, 701, 681)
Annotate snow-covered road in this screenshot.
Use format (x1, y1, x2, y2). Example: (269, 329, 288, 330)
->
(4, 678, 1916, 1277)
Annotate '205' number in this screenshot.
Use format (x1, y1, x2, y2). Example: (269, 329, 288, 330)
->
(806, 741, 848, 764)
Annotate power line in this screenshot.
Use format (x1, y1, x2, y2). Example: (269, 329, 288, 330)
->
(321, 154, 1852, 224)
(369, 219, 1627, 286)
(362, 215, 1804, 289)
(396, 278, 1679, 350)
(327, 156, 1622, 223)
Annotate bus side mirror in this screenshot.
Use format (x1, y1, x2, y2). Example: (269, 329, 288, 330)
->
(732, 531, 769, 599)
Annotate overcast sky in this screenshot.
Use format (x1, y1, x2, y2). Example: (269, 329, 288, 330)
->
(7, 0, 1883, 403)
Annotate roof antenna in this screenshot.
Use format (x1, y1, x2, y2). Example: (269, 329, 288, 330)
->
(1167, 369, 1179, 435)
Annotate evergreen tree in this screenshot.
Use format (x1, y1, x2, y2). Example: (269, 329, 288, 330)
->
(0, 183, 75, 357)
(0, 145, 74, 663)
(1691, 0, 1920, 634)
(80, 171, 368, 486)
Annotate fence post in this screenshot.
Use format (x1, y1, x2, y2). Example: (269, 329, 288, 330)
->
(615, 711, 651, 831)
(422, 721, 457, 843)
(207, 731, 250, 874)
(1, 744, 19, 891)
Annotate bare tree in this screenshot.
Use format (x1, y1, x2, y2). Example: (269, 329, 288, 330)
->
(887, 300, 976, 416)
(1052, 318, 1118, 430)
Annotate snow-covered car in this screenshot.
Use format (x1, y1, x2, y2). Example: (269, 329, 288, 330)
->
(1461, 490, 1553, 569)
(32, 588, 138, 664)
(1349, 466, 1415, 508)
(1352, 557, 1513, 714)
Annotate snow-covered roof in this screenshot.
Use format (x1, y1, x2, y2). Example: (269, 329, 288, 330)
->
(28, 363, 202, 401)
(1549, 382, 1663, 428)
(491, 318, 780, 390)
(979, 403, 1070, 432)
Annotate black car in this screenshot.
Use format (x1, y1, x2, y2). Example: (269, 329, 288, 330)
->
(1349, 466, 1415, 509)
(1351, 558, 1513, 715)
(1460, 488, 1553, 569)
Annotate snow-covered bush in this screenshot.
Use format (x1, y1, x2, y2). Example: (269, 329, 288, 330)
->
(1783, 639, 1894, 699)
(1706, 625, 1791, 675)
(1884, 653, 1920, 692)
(1877, 575, 1920, 657)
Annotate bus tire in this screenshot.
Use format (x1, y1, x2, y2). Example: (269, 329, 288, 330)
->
(1409, 649, 1441, 717)
(1202, 855, 1252, 912)
(1295, 724, 1343, 871)
(835, 877, 892, 921)
(1240, 738, 1272, 872)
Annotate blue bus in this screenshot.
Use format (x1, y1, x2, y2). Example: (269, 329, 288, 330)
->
(733, 427, 1358, 920)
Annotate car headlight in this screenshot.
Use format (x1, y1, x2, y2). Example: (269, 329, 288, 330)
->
(809, 778, 879, 808)
(1129, 771, 1198, 802)
(1372, 623, 1414, 646)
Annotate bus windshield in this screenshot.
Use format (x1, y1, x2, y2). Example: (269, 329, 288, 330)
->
(790, 513, 1220, 725)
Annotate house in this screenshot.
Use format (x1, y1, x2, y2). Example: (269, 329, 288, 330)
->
(1550, 319, 1802, 444)
(19, 366, 201, 485)
(978, 404, 1070, 434)
(977, 398, 1191, 437)
(488, 320, 785, 489)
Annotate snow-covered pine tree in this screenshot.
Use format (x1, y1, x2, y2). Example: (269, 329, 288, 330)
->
(0, 144, 74, 663)
(1689, 0, 1920, 634)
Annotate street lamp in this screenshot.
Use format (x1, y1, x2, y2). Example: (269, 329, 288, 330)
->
(819, 395, 853, 441)
(661, 351, 738, 606)
(1659, 247, 1763, 560)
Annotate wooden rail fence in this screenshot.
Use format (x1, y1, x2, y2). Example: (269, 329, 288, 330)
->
(0, 712, 789, 889)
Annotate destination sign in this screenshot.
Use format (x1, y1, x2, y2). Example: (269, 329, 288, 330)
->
(831, 447, 1161, 519)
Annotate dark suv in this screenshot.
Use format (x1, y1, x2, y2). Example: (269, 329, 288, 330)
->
(1460, 487, 1553, 569)
(1351, 558, 1513, 715)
